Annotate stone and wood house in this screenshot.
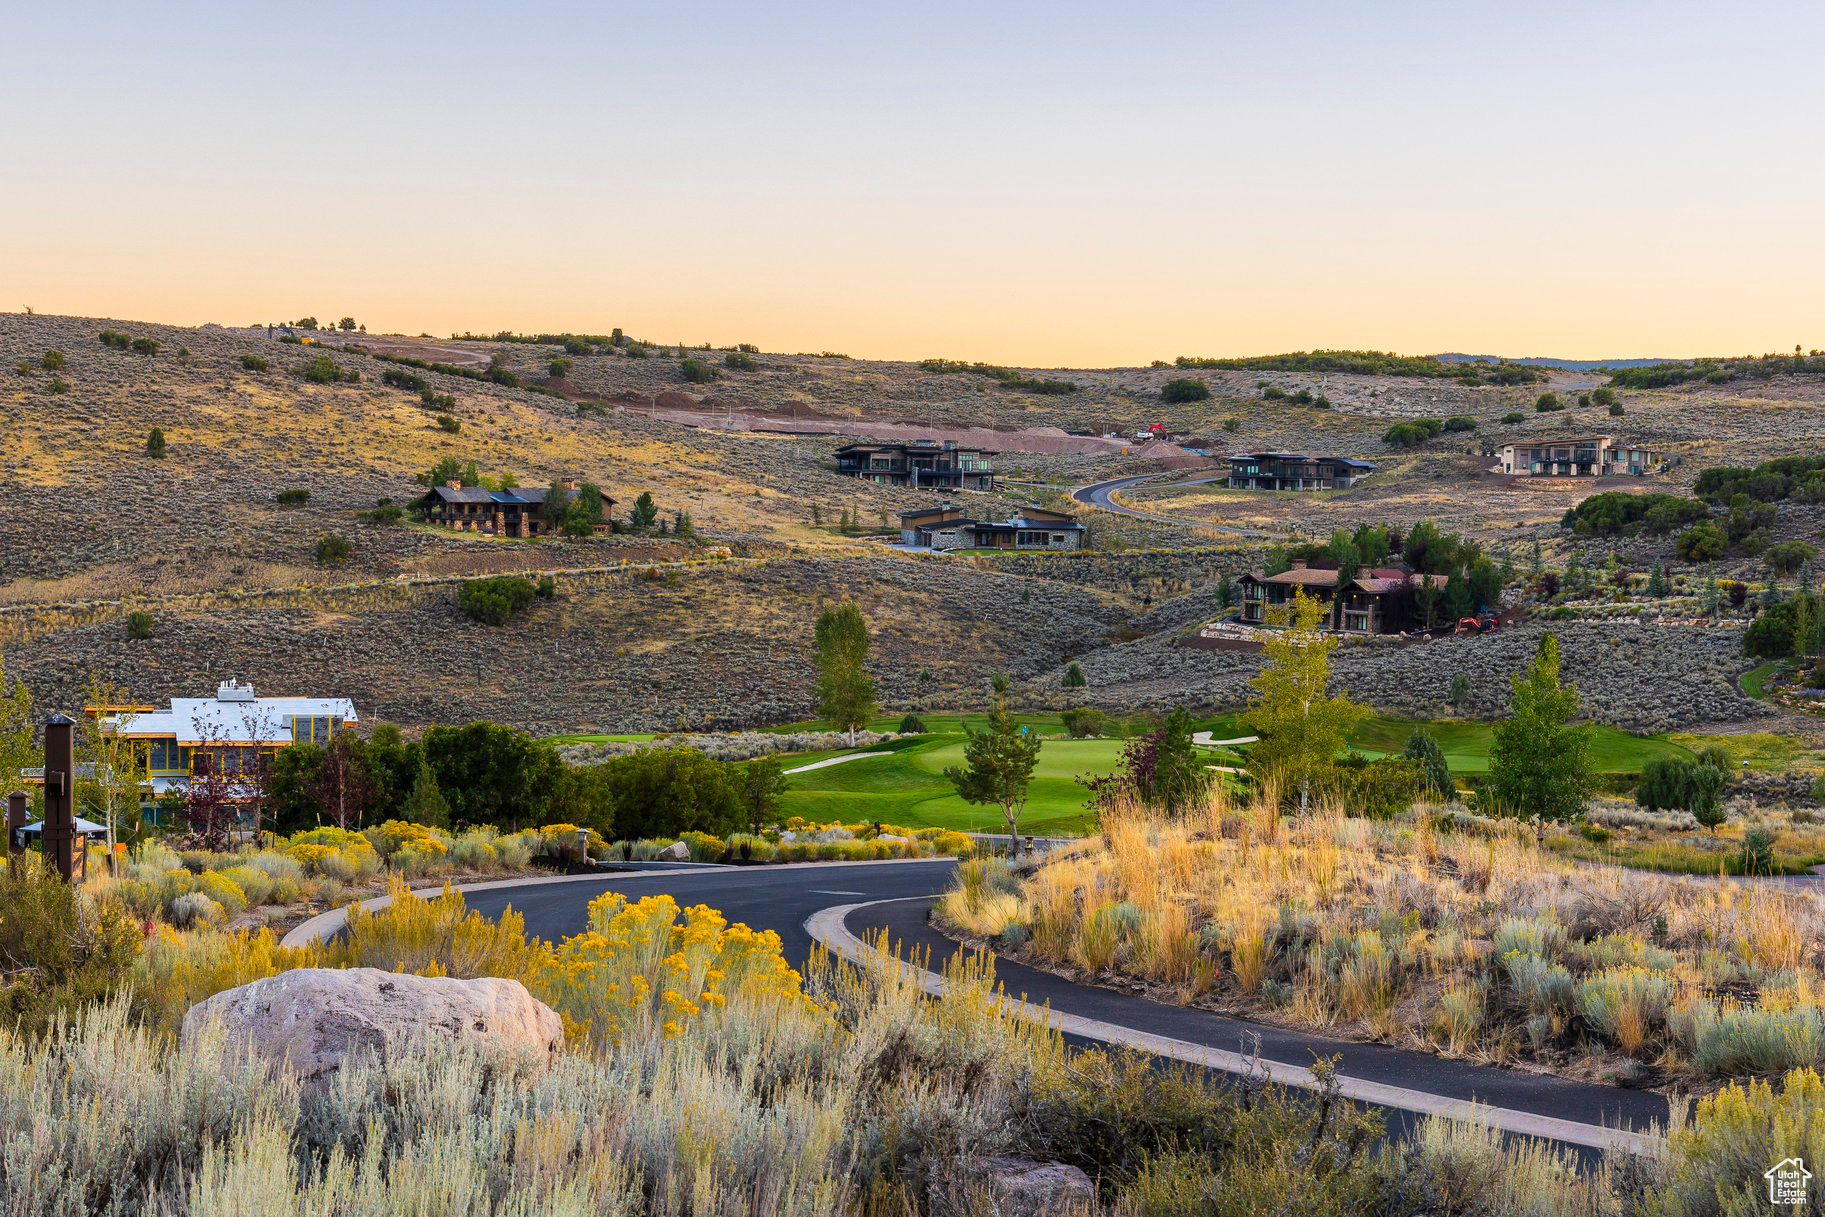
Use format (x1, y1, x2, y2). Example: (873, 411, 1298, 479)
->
(1238, 560, 1450, 633)
(899, 504, 1085, 551)
(419, 478, 614, 537)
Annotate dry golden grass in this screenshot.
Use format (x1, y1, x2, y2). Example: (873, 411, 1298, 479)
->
(939, 783, 1825, 1084)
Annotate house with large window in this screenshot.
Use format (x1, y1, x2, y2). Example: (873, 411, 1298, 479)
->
(1496, 436, 1665, 478)
(1226, 452, 1376, 491)
(835, 441, 996, 490)
(86, 680, 358, 805)
(898, 504, 1085, 551)
(1237, 561, 1450, 633)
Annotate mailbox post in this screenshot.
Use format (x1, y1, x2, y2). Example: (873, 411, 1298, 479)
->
(42, 713, 76, 882)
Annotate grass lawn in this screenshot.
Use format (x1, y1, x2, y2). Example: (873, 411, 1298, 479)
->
(1739, 660, 1789, 701)
(779, 735, 1123, 837)
(1664, 731, 1825, 773)
(1545, 828, 1825, 876)
(1344, 716, 1695, 774)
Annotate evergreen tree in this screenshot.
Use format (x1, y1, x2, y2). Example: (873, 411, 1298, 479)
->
(1216, 572, 1236, 608)
(1646, 561, 1667, 597)
(1488, 632, 1591, 821)
(401, 758, 451, 829)
(1403, 728, 1454, 800)
(630, 492, 659, 530)
(1062, 661, 1087, 688)
(1800, 558, 1817, 596)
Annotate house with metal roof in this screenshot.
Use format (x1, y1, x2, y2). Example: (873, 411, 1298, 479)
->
(1226, 452, 1376, 491)
(88, 680, 358, 802)
(419, 477, 614, 537)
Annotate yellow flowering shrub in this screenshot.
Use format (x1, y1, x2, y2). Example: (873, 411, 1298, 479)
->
(131, 925, 324, 1035)
(282, 829, 380, 882)
(326, 877, 548, 982)
(284, 843, 334, 874)
(363, 820, 451, 862)
(537, 892, 816, 1046)
(195, 870, 249, 917)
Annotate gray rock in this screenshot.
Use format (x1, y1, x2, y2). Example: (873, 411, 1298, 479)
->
(180, 967, 562, 1079)
(973, 1158, 1095, 1215)
(658, 840, 691, 861)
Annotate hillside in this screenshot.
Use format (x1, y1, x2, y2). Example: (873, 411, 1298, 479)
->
(4, 312, 1817, 737)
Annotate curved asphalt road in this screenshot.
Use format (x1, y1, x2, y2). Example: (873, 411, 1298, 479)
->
(459, 861, 1668, 1153)
(1072, 475, 1264, 535)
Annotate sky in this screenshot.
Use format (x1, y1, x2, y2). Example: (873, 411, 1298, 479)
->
(3, 1, 1823, 367)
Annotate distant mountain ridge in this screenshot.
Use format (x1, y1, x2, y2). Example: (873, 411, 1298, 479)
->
(1433, 353, 1680, 372)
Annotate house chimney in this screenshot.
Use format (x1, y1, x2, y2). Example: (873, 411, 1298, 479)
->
(562, 477, 579, 492)
(446, 479, 462, 491)
(1289, 558, 1309, 570)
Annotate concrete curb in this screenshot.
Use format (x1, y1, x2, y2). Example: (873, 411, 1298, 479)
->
(806, 898, 1663, 1157)
(279, 857, 956, 950)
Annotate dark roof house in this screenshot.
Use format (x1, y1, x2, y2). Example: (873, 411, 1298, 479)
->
(420, 479, 614, 538)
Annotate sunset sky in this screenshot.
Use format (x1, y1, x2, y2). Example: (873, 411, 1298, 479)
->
(5, 1, 1823, 367)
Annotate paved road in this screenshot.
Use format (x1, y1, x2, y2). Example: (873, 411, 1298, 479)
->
(460, 862, 1668, 1151)
(1071, 475, 1263, 535)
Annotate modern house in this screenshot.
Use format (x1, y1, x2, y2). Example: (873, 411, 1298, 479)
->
(898, 504, 978, 549)
(1497, 436, 1665, 478)
(82, 680, 358, 806)
(1226, 452, 1376, 491)
(1237, 561, 1451, 634)
(419, 478, 614, 537)
(835, 441, 996, 490)
(899, 504, 1085, 551)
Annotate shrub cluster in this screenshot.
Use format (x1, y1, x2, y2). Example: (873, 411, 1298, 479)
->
(458, 574, 537, 625)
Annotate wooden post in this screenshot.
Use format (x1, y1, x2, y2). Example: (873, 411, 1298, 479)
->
(5, 790, 26, 871)
(42, 713, 76, 882)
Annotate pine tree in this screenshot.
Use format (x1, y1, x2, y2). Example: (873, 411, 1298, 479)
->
(1488, 632, 1591, 821)
(1646, 561, 1667, 598)
(1062, 661, 1088, 688)
(1403, 728, 1454, 799)
(401, 758, 450, 829)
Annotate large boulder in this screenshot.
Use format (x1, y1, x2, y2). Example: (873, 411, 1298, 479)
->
(657, 840, 691, 861)
(181, 967, 563, 1079)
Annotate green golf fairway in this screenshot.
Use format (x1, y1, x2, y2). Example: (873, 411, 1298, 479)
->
(1345, 717, 1694, 773)
(780, 735, 1124, 836)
